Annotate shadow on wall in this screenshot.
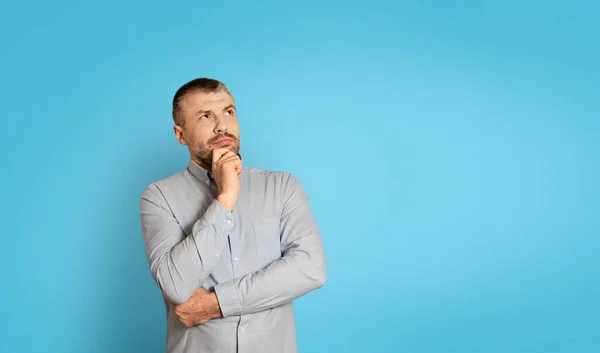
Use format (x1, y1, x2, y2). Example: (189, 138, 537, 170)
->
(93, 138, 185, 353)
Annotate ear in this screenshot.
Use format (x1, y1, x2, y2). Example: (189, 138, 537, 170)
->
(173, 125, 188, 146)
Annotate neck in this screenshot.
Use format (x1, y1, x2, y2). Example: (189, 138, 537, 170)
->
(192, 156, 211, 172)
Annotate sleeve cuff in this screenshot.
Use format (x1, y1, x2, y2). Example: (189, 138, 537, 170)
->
(192, 199, 235, 235)
(214, 281, 243, 317)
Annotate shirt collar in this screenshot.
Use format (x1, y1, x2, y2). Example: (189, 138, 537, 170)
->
(186, 153, 244, 186)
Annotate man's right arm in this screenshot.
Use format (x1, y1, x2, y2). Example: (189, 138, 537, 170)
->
(140, 183, 234, 305)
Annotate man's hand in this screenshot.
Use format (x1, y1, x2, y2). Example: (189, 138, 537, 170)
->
(211, 148, 242, 211)
(173, 288, 223, 328)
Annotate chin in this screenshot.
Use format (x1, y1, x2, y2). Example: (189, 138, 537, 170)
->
(222, 144, 240, 153)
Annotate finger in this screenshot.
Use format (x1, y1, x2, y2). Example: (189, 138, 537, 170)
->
(213, 157, 241, 171)
(212, 149, 234, 163)
(234, 158, 242, 173)
(175, 307, 189, 316)
(217, 155, 241, 165)
(217, 151, 237, 162)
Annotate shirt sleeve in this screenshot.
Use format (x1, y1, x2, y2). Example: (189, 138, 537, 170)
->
(140, 183, 234, 304)
(214, 174, 326, 316)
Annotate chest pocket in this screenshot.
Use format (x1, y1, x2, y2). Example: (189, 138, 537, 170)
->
(252, 216, 282, 259)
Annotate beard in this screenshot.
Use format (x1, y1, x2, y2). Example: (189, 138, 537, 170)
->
(192, 132, 241, 170)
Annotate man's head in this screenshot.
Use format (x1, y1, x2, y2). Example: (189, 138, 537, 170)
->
(172, 78, 241, 170)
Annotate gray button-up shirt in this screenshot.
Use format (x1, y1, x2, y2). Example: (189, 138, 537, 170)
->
(139, 160, 326, 353)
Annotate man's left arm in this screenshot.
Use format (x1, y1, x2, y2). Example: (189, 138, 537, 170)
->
(213, 173, 326, 317)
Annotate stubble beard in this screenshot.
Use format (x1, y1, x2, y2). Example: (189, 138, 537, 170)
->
(193, 133, 240, 170)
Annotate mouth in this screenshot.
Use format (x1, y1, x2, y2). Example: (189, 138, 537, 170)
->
(212, 137, 234, 147)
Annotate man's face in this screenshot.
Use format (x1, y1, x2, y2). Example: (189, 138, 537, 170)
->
(174, 90, 240, 169)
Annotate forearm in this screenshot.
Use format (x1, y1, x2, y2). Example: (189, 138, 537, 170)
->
(215, 244, 326, 316)
(151, 216, 228, 304)
(141, 186, 235, 305)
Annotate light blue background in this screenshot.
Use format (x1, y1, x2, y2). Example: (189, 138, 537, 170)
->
(1, 1, 598, 352)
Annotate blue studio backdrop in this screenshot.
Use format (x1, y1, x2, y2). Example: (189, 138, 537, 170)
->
(1, 1, 598, 353)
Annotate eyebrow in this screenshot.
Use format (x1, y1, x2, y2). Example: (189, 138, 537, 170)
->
(223, 104, 236, 111)
(195, 104, 236, 116)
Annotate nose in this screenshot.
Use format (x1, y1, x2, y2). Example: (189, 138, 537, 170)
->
(214, 116, 228, 134)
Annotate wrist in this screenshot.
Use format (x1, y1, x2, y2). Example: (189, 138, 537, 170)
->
(210, 292, 223, 319)
(217, 194, 236, 212)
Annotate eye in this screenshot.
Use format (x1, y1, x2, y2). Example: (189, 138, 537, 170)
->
(225, 109, 235, 116)
(199, 114, 208, 120)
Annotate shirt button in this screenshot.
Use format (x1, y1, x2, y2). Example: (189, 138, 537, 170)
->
(233, 257, 239, 262)
(205, 179, 210, 185)
(240, 327, 245, 332)
(215, 252, 220, 258)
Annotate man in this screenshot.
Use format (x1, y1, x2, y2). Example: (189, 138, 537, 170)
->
(139, 78, 326, 353)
